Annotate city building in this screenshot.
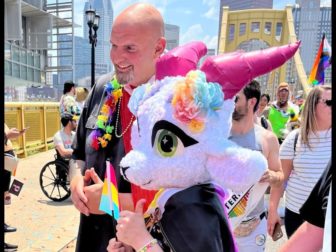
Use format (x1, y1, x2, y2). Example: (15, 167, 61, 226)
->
(218, 0, 273, 52)
(83, 0, 113, 75)
(164, 24, 180, 50)
(4, 0, 73, 101)
(292, 0, 331, 85)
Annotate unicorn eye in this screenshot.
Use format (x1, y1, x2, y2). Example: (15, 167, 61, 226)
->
(155, 129, 183, 157)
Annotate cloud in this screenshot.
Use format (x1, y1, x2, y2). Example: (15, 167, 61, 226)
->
(180, 24, 203, 44)
(202, 7, 218, 20)
(202, 0, 219, 20)
(202, 35, 218, 50)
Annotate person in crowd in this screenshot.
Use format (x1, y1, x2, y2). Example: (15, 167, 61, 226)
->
(4, 123, 27, 251)
(69, 3, 166, 251)
(255, 93, 272, 131)
(267, 85, 331, 239)
(54, 112, 77, 159)
(53, 112, 77, 182)
(59, 80, 81, 117)
(256, 93, 270, 117)
(278, 159, 331, 252)
(229, 80, 283, 252)
(265, 82, 299, 144)
(75, 87, 89, 112)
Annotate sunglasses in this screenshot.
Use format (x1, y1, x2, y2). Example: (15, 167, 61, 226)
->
(319, 99, 332, 107)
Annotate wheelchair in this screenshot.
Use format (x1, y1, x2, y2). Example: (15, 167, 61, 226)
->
(39, 151, 71, 202)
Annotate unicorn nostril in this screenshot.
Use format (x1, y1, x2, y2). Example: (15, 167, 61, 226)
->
(120, 166, 130, 181)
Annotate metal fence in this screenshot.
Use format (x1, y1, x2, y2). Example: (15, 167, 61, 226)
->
(5, 102, 60, 157)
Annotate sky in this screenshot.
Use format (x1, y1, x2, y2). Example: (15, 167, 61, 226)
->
(74, 0, 331, 51)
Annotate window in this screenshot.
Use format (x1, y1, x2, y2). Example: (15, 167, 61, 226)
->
(240, 23, 246, 36)
(27, 51, 34, 66)
(13, 46, 20, 62)
(264, 22, 272, 35)
(276, 23, 282, 41)
(20, 65, 27, 80)
(13, 63, 20, 78)
(5, 61, 12, 75)
(251, 22, 260, 32)
(34, 69, 41, 82)
(34, 53, 40, 68)
(21, 49, 27, 64)
(27, 67, 34, 81)
(229, 24, 235, 41)
(5, 43, 11, 60)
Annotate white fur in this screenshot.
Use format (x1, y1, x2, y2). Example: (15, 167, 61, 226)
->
(121, 75, 267, 192)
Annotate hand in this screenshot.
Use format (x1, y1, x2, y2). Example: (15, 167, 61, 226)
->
(117, 199, 153, 250)
(70, 171, 91, 216)
(83, 168, 105, 214)
(267, 209, 282, 236)
(259, 169, 280, 185)
(6, 128, 24, 139)
(107, 238, 134, 252)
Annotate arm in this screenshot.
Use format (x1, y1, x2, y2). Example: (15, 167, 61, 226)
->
(259, 131, 283, 187)
(278, 222, 323, 252)
(267, 159, 293, 236)
(55, 144, 73, 158)
(113, 200, 163, 252)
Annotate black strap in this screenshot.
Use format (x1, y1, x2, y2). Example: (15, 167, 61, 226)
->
(293, 131, 299, 153)
(260, 116, 268, 129)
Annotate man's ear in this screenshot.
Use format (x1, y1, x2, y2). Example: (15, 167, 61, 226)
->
(154, 37, 166, 57)
(249, 97, 257, 111)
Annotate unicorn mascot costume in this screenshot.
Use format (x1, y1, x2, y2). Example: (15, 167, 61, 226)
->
(118, 41, 300, 251)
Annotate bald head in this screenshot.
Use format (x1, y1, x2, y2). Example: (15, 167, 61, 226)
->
(110, 3, 166, 87)
(113, 3, 164, 38)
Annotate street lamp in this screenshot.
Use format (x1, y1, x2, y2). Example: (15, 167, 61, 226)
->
(86, 7, 100, 88)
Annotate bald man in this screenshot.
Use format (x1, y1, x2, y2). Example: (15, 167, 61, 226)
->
(69, 3, 166, 251)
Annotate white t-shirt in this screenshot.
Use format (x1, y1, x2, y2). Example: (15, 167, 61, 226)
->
(279, 129, 331, 213)
(53, 129, 75, 150)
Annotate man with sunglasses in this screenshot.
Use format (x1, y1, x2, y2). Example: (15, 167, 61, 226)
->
(229, 80, 283, 252)
(265, 82, 299, 144)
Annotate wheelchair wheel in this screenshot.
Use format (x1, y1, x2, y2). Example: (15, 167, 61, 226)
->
(39, 160, 71, 202)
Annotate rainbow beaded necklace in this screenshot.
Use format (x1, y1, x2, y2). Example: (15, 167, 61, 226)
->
(90, 78, 123, 150)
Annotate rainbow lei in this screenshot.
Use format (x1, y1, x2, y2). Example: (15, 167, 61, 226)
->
(90, 78, 123, 150)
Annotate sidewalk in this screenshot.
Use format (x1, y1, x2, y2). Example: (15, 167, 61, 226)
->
(5, 150, 79, 251)
(5, 149, 287, 251)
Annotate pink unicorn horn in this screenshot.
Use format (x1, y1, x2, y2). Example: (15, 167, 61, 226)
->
(200, 41, 301, 99)
(156, 41, 207, 80)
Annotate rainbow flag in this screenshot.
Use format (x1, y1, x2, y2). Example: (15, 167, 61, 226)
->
(308, 34, 331, 86)
(99, 160, 120, 220)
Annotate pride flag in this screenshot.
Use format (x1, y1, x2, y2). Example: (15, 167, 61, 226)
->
(308, 34, 331, 86)
(99, 160, 120, 220)
(225, 183, 269, 229)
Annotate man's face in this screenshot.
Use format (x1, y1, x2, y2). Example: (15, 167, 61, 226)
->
(232, 91, 248, 121)
(278, 89, 289, 105)
(110, 24, 161, 87)
(71, 120, 77, 130)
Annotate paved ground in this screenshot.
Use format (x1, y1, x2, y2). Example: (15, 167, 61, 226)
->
(5, 149, 287, 251)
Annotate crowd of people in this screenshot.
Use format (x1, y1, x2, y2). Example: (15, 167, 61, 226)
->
(71, 3, 330, 252)
(4, 3, 331, 252)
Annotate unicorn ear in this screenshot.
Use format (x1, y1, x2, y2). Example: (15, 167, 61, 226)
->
(201, 41, 301, 99)
(155, 41, 207, 80)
